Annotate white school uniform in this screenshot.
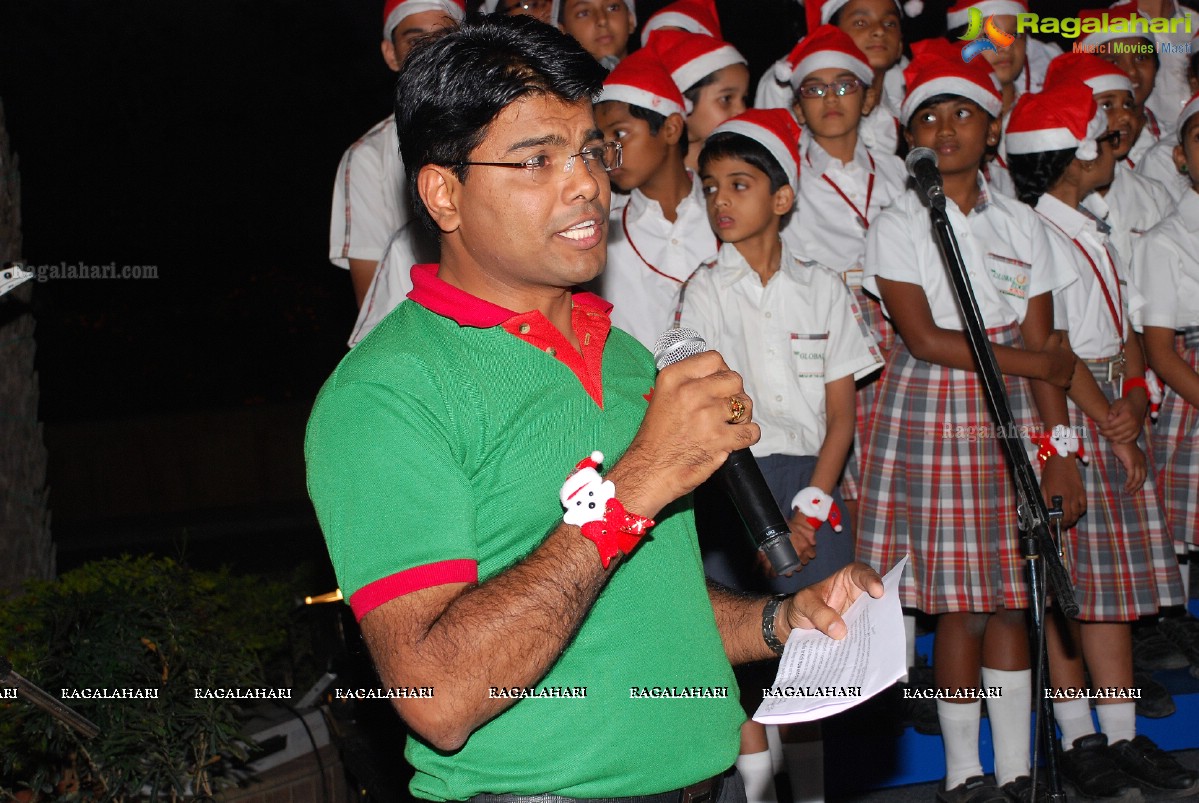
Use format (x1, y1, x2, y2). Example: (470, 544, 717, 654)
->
(347, 220, 439, 347)
(859, 71, 905, 157)
(1023, 37, 1062, 94)
(1129, 109, 1164, 167)
(678, 241, 883, 459)
(1082, 161, 1175, 271)
(1122, 3, 1199, 137)
(863, 175, 1077, 330)
(329, 116, 408, 270)
(1036, 194, 1142, 359)
(1131, 189, 1199, 332)
(1136, 134, 1191, 202)
(782, 131, 907, 278)
(596, 173, 717, 350)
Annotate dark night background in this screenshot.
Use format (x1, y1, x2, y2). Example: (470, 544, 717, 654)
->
(0, 0, 1117, 565)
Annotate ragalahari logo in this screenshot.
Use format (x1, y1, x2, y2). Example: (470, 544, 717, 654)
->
(959, 8, 1016, 63)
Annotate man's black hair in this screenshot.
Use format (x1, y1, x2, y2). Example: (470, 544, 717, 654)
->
(1008, 149, 1076, 207)
(394, 15, 607, 234)
(698, 131, 791, 195)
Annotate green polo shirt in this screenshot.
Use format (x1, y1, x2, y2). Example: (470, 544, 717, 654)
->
(305, 264, 742, 801)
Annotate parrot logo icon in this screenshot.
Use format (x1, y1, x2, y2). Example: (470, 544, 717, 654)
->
(959, 7, 1016, 63)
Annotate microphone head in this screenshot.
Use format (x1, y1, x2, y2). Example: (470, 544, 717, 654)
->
(905, 146, 938, 178)
(653, 327, 707, 370)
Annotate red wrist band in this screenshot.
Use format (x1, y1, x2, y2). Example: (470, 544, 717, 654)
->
(560, 452, 654, 569)
(580, 500, 655, 569)
(1122, 377, 1149, 398)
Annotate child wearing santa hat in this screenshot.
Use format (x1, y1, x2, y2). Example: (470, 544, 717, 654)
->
(329, 0, 463, 310)
(1043, 54, 1175, 277)
(479, 0, 553, 24)
(1132, 93, 1199, 690)
(639, 0, 721, 46)
(1136, 42, 1199, 200)
(591, 48, 716, 350)
(1006, 79, 1194, 801)
(558, 0, 635, 66)
(644, 30, 750, 172)
(679, 107, 883, 803)
(757, 0, 914, 157)
(858, 39, 1081, 802)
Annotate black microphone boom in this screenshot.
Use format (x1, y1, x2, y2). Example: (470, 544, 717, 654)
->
(905, 147, 946, 210)
(653, 328, 802, 576)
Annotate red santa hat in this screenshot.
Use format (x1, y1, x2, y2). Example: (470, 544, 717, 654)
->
(1005, 80, 1105, 160)
(643, 30, 747, 94)
(598, 48, 688, 117)
(383, 0, 466, 40)
(1043, 52, 1134, 97)
(1179, 92, 1199, 141)
(561, 451, 604, 502)
(805, 0, 923, 39)
(1078, 3, 1155, 50)
(945, 0, 1026, 31)
(640, 0, 721, 47)
(709, 108, 802, 191)
(900, 38, 1003, 125)
(773, 25, 874, 89)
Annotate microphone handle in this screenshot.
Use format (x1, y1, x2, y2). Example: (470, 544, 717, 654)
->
(713, 448, 802, 576)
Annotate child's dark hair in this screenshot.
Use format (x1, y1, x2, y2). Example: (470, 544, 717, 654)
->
(682, 71, 718, 112)
(629, 104, 688, 156)
(1007, 149, 1076, 207)
(699, 131, 790, 194)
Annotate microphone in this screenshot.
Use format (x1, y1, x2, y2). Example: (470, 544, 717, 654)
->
(905, 147, 946, 210)
(653, 328, 802, 576)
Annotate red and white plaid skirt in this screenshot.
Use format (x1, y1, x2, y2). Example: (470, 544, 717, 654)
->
(1151, 327, 1199, 550)
(841, 287, 893, 502)
(1062, 368, 1184, 620)
(857, 322, 1040, 613)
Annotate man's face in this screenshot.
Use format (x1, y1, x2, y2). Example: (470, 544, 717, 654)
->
(383, 10, 457, 71)
(836, 0, 903, 72)
(445, 95, 612, 292)
(560, 0, 635, 62)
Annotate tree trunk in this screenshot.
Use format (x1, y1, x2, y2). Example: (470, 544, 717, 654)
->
(0, 97, 54, 592)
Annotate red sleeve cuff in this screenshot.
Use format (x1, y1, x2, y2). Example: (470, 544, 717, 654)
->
(349, 559, 479, 620)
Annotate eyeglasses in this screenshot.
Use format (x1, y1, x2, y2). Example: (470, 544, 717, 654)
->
(795, 78, 864, 99)
(499, 0, 551, 14)
(455, 141, 622, 184)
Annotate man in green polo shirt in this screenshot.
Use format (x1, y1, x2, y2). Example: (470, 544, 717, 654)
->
(305, 14, 882, 803)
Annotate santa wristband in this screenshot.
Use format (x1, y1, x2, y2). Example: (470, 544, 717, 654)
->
(791, 486, 844, 532)
(1034, 424, 1089, 466)
(560, 452, 655, 569)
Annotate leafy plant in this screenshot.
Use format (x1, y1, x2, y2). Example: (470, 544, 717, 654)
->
(0, 556, 296, 801)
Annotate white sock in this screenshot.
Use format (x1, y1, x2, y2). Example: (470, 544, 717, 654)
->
(981, 667, 1032, 786)
(1097, 702, 1137, 745)
(1181, 550, 1193, 602)
(765, 724, 784, 775)
(937, 700, 983, 789)
(736, 750, 777, 803)
(1053, 698, 1096, 747)
(902, 613, 917, 684)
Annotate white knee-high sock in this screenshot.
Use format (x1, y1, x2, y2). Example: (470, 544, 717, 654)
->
(902, 613, 917, 683)
(1053, 698, 1096, 748)
(1096, 702, 1137, 745)
(765, 724, 784, 775)
(938, 700, 983, 789)
(736, 750, 777, 803)
(981, 667, 1032, 786)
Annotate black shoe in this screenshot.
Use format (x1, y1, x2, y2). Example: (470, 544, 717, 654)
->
(1059, 733, 1143, 801)
(900, 662, 940, 735)
(1133, 671, 1176, 718)
(937, 775, 1009, 803)
(1109, 734, 1199, 797)
(999, 774, 1052, 802)
(1159, 615, 1199, 668)
(1132, 623, 1189, 671)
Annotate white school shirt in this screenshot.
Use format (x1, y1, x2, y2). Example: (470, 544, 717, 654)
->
(1036, 194, 1143, 359)
(329, 116, 408, 269)
(1023, 37, 1062, 94)
(596, 174, 718, 350)
(1136, 134, 1191, 202)
(678, 241, 883, 458)
(347, 220, 439, 347)
(1128, 116, 1162, 167)
(864, 175, 1077, 329)
(781, 132, 907, 282)
(1131, 188, 1199, 331)
(1082, 161, 1175, 268)
(1122, 3, 1199, 137)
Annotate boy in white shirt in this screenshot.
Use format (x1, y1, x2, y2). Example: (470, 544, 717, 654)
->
(593, 48, 717, 349)
(679, 107, 882, 803)
(328, 0, 463, 308)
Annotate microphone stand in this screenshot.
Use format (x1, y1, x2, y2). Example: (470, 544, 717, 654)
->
(920, 187, 1074, 802)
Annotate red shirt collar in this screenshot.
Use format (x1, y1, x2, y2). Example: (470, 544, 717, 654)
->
(406, 263, 613, 327)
